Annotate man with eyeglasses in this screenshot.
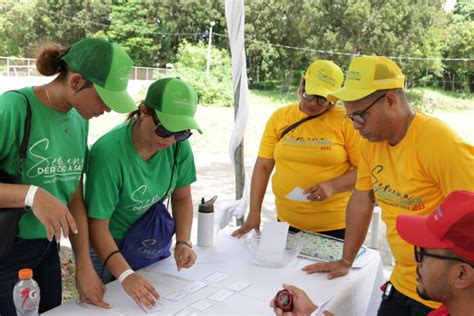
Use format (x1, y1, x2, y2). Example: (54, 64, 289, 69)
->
(302, 56, 474, 315)
(397, 190, 474, 316)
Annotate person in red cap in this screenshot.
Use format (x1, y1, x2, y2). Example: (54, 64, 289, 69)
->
(270, 190, 474, 316)
(397, 190, 474, 316)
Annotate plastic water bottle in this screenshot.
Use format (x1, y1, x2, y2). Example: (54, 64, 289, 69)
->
(197, 196, 217, 247)
(13, 268, 40, 316)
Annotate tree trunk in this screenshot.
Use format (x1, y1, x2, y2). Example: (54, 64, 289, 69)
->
(280, 64, 293, 94)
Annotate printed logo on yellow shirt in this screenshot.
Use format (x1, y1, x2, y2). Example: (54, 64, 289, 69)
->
(282, 136, 333, 150)
(371, 165, 426, 211)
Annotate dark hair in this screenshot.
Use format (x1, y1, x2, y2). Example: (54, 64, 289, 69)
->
(35, 43, 68, 79)
(126, 102, 154, 121)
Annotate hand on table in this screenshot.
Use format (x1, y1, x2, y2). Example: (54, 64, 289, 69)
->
(231, 211, 260, 238)
(76, 263, 110, 308)
(270, 284, 318, 316)
(174, 243, 196, 271)
(304, 181, 334, 202)
(122, 273, 160, 308)
(302, 259, 351, 279)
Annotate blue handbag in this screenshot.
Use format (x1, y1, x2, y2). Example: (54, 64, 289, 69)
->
(121, 201, 176, 270)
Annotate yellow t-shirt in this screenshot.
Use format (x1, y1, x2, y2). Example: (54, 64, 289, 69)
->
(356, 112, 474, 308)
(258, 103, 361, 231)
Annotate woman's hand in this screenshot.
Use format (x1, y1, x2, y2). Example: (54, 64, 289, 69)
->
(174, 243, 197, 271)
(32, 187, 78, 240)
(121, 273, 160, 308)
(304, 181, 335, 202)
(231, 210, 261, 238)
(76, 263, 109, 308)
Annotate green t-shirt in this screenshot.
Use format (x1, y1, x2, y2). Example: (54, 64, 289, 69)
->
(85, 121, 197, 239)
(0, 87, 88, 239)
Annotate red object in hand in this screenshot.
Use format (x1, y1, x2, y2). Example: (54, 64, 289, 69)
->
(274, 289, 293, 312)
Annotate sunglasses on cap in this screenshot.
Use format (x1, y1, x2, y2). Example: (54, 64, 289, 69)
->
(151, 115, 193, 142)
(302, 91, 332, 107)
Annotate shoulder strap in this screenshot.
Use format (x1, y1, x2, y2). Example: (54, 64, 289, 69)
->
(161, 142, 180, 204)
(4, 90, 32, 177)
(279, 108, 329, 140)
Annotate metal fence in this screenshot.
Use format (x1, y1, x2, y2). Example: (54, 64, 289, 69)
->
(0, 56, 172, 80)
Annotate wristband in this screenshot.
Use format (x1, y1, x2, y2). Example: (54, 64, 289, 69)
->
(118, 268, 135, 284)
(175, 240, 192, 249)
(341, 258, 353, 267)
(24, 185, 38, 208)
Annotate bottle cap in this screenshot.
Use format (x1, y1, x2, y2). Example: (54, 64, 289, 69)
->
(198, 196, 217, 213)
(19, 268, 33, 279)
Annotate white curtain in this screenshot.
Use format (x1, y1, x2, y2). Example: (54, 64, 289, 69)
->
(217, 0, 251, 229)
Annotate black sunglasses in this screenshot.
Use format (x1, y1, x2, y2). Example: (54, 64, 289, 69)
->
(345, 93, 386, 124)
(152, 115, 192, 142)
(414, 246, 473, 266)
(302, 91, 332, 107)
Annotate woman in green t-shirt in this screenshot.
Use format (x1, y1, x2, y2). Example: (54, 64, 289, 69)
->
(87, 78, 201, 309)
(0, 38, 136, 314)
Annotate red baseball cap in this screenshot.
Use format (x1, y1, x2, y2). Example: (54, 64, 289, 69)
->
(396, 190, 474, 262)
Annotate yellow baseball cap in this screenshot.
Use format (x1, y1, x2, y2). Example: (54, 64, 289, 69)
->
(304, 60, 344, 98)
(327, 56, 405, 103)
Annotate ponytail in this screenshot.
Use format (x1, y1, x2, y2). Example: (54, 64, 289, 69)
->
(35, 43, 68, 79)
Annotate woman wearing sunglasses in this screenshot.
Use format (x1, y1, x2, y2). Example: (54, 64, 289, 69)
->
(86, 78, 201, 309)
(233, 60, 361, 240)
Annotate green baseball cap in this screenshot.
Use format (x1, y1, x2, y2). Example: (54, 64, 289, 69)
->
(144, 78, 202, 133)
(61, 38, 136, 113)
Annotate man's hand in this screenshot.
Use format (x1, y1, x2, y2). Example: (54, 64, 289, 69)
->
(304, 181, 334, 202)
(231, 211, 260, 238)
(174, 243, 196, 271)
(302, 259, 351, 279)
(270, 284, 318, 316)
(76, 264, 109, 308)
(122, 273, 160, 309)
(31, 187, 78, 241)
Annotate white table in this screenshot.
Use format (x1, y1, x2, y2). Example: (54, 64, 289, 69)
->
(47, 228, 384, 316)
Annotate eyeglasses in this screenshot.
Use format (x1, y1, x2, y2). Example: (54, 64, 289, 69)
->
(302, 92, 332, 108)
(152, 115, 193, 142)
(345, 93, 386, 124)
(414, 246, 474, 266)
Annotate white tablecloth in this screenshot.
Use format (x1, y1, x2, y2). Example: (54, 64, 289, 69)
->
(46, 228, 384, 315)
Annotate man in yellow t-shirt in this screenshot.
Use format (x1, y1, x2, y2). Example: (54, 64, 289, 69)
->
(302, 56, 474, 315)
(232, 60, 361, 239)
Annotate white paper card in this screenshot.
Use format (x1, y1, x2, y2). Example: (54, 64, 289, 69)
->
(182, 281, 207, 294)
(286, 187, 310, 202)
(205, 271, 230, 283)
(314, 298, 332, 316)
(175, 309, 199, 316)
(165, 292, 187, 301)
(189, 300, 213, 312)
(139, 301, 164, 313)
(259, 222, 289, 252)
(226, 281, 251, 291)
(207, 289, 234, 302)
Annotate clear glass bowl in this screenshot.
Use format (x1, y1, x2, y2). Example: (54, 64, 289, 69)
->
(240, 231, 304, 268)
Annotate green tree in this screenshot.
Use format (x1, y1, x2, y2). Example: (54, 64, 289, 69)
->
(174, 40, 233, 106)
(443, 0, 474, 92)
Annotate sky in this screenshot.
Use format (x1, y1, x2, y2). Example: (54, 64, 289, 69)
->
(444, 0, 457, 13)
